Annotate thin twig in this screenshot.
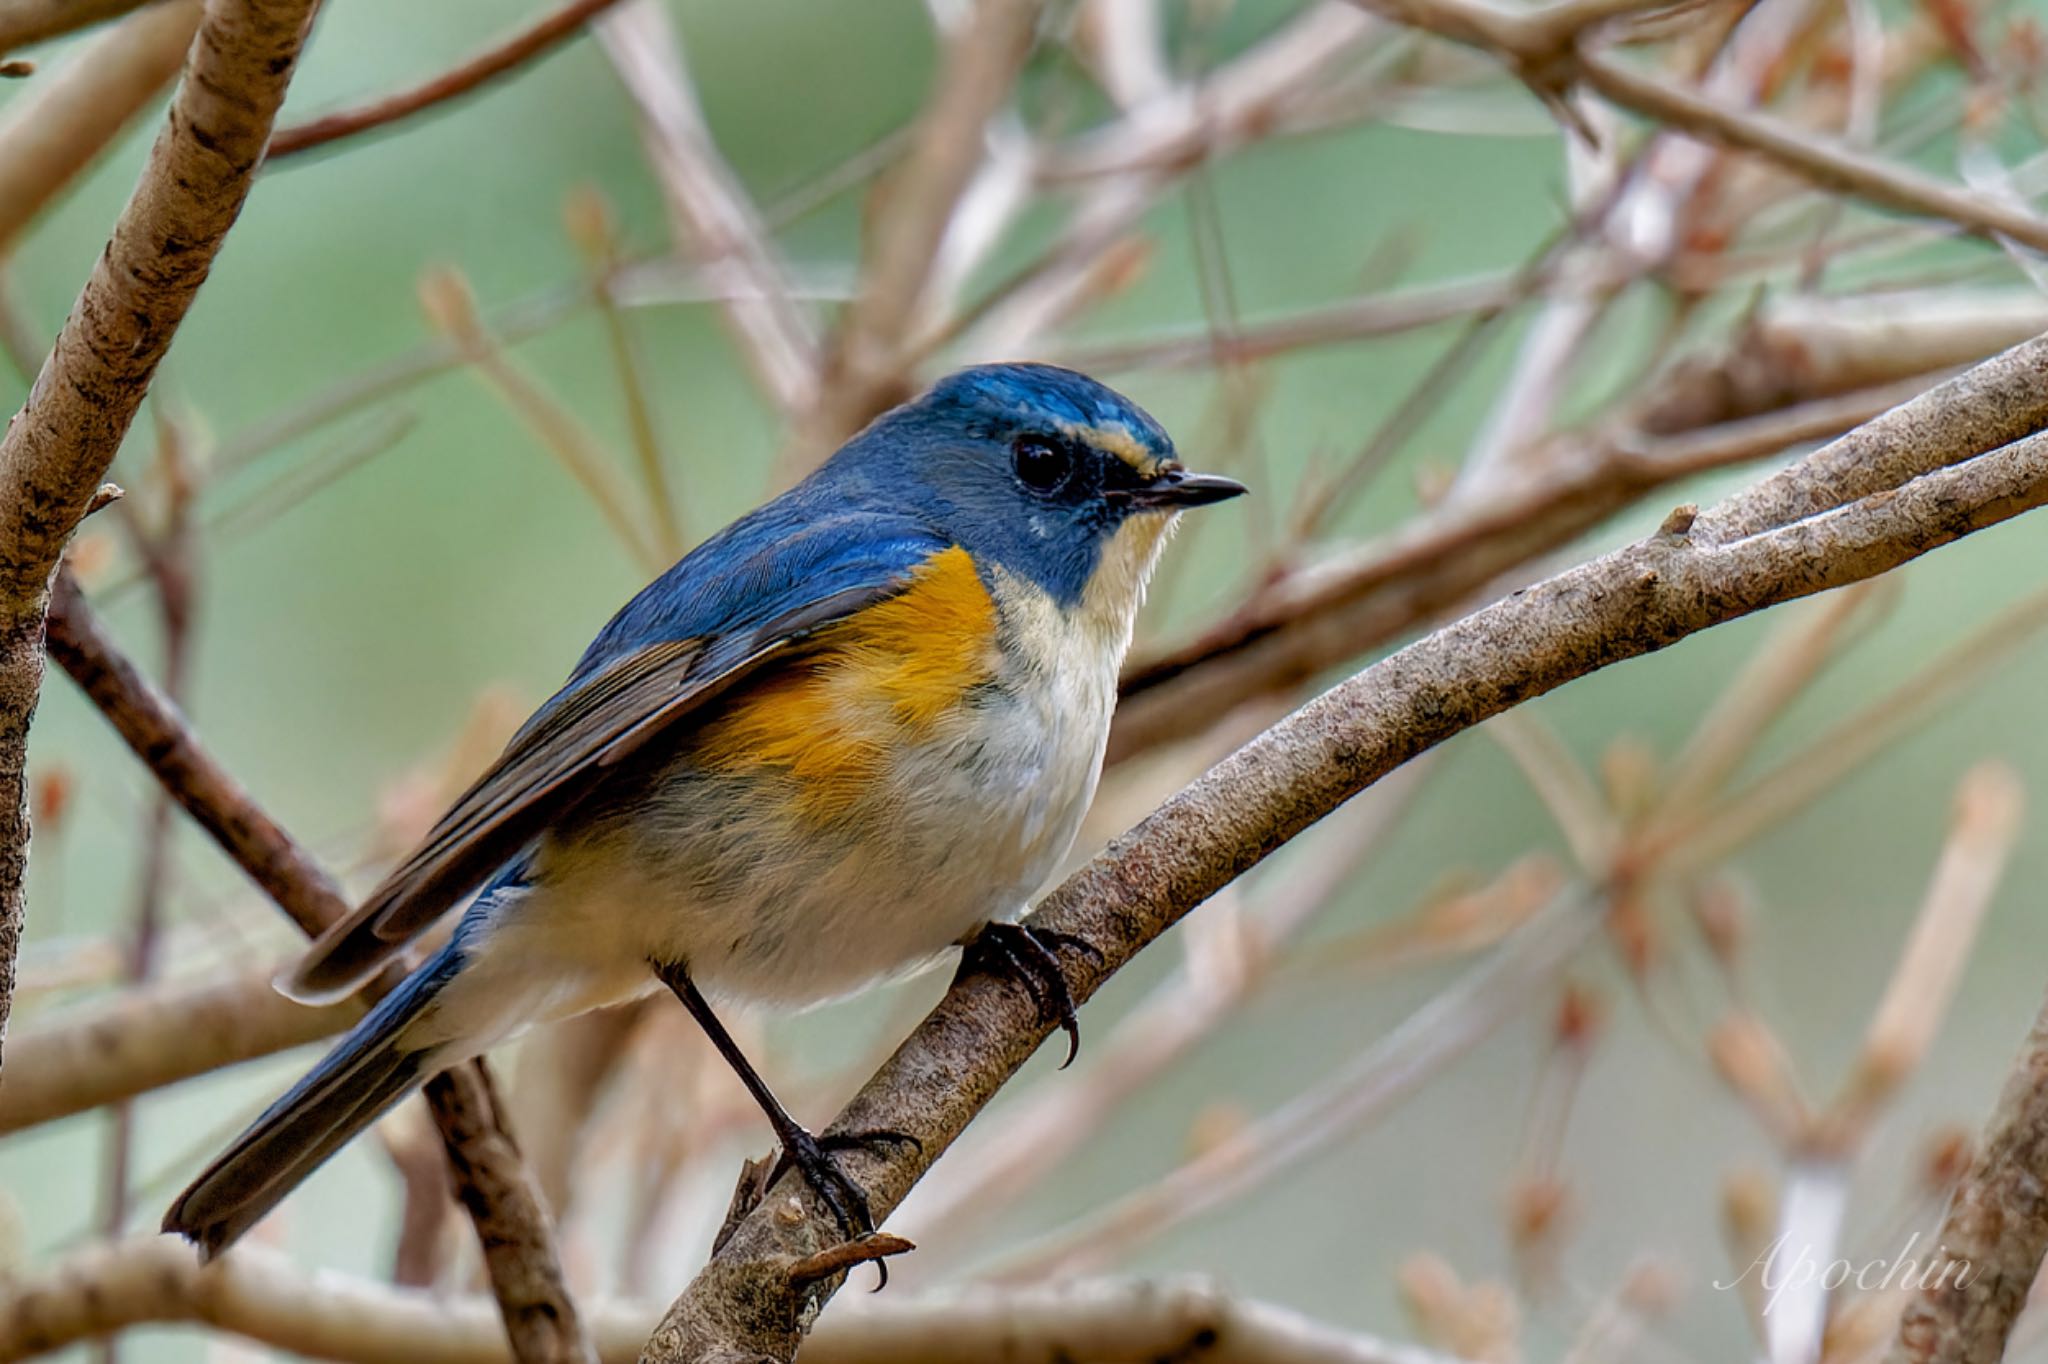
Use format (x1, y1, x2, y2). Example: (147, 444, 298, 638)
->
(788, 0, 1044, 463)
(268, 0, 632, 160)
(1343, 0, 2048, 251)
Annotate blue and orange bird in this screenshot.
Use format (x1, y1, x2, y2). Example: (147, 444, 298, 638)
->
(163, 363, 1244, 1256)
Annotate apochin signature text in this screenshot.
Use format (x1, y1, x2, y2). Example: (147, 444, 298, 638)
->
(1716, 1233, 1972, 1313)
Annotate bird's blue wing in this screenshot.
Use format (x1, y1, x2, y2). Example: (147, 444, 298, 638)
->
(281, 500, 948, 1003)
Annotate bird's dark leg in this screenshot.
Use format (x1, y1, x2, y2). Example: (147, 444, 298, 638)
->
(651, 959, 908, 1252)
(957, 921, 1097, 1067)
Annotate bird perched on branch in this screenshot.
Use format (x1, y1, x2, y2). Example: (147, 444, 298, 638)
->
(164, 362, 1244, 1258)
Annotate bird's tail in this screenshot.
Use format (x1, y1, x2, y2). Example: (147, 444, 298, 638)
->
(163, 943, 465, 1259)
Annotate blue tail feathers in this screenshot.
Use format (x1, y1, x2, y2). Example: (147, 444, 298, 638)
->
(162, 942, 465, 1259)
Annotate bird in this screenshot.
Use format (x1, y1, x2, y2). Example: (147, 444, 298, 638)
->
(162, 361, 1245, 1259)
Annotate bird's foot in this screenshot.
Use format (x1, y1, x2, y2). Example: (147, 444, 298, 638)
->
(766, 1126, 919, 1288)
(959, 921, 1096, 1067)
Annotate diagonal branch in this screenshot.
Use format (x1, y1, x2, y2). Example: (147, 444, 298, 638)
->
(636, 329, 2048, 1359)
(1108, 373, 1933, 764)
(0, 0, 200, 255)
(1887, 1003, 2048, 1364)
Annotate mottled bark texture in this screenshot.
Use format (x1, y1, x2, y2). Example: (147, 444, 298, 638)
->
(1887, 991, 2048, 1364)
(642, 334, 2048, 1362)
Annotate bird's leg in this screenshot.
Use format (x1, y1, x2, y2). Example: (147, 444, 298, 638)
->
(956, 921, 1098, 1067)
(651, 960, 909, 1250)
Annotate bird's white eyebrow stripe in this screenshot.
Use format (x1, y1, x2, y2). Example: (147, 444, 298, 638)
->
(1053, 419, 1162, 476)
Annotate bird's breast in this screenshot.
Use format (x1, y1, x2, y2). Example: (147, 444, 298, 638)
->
(689, 544, 1005, 819)
(529, 549, 1126, 1005)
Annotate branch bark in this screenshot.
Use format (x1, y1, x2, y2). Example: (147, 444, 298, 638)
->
(638, 330, 2048, 1362)
(45, 571, 351, 938)
(1108, 373, 1934, 763)
(1886, 990, 2048, 1364)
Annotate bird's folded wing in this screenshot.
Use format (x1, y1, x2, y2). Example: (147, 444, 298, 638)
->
(278, 580, 903, 1005)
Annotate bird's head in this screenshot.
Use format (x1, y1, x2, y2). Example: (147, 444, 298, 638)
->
(833, 363, 1245, 631)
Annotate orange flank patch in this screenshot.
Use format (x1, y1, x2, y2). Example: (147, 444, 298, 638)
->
(693, 546, 1000, 818)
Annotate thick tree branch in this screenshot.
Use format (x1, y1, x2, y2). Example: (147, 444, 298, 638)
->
(1109, 374, 1932, 763)
(43, 578, 593, 1364)
(45, 571, 356, 938)
(641, 331, 2048, 1362)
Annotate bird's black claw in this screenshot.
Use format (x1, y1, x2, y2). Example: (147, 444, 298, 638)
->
(773, 1127, 876, 1237)
(960, 922, 1091, 1067)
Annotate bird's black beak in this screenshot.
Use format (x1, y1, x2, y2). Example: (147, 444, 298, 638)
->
(1130, 467, 1248, 510)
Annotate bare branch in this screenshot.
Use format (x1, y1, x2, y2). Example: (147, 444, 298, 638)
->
(790, 0, 1045, 461)
(1889, 965, 2048, 1363)
(1344, 0, 2048, 252)
(1109, 373, 1932, 764)
(45, 572, 357, 939)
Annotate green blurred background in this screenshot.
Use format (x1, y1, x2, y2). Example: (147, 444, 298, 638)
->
(5, 1, 2048, 1360)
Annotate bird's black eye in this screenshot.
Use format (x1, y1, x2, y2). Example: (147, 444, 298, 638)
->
(1012, 435, 1074, 495)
